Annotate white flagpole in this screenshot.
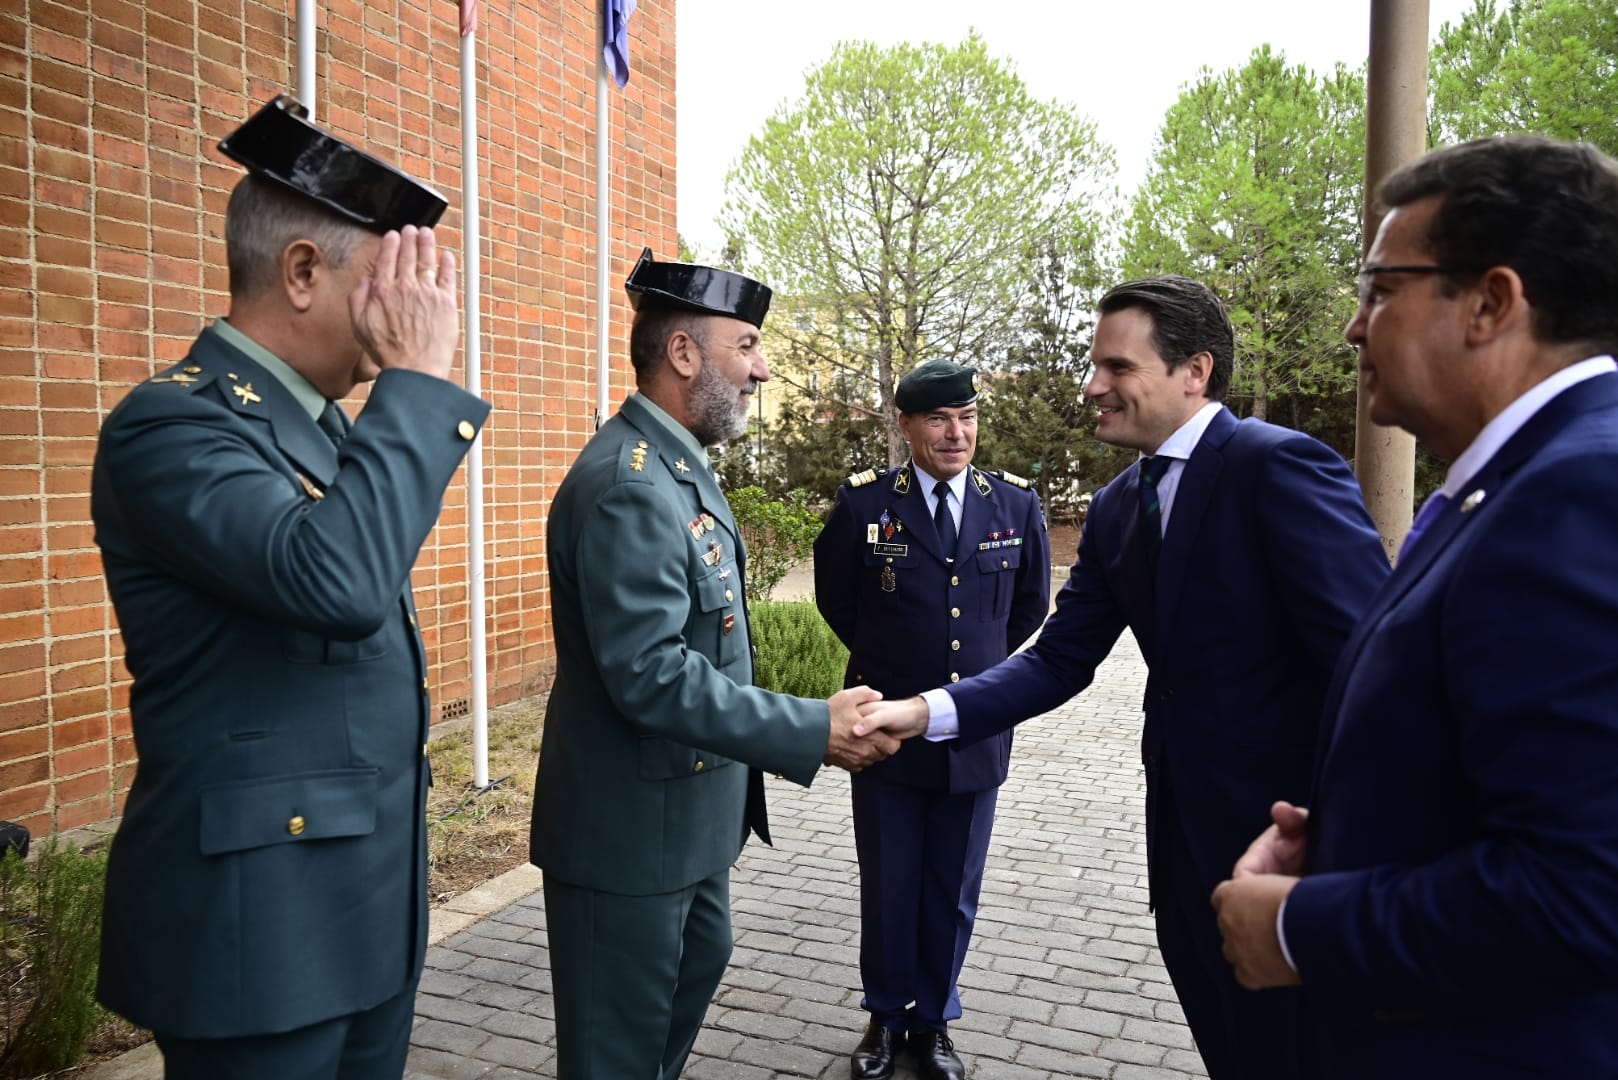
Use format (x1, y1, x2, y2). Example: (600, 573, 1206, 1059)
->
(460, 8, 491, 789)
(296, 0, 315, 115)
(594, 0, 611, 430)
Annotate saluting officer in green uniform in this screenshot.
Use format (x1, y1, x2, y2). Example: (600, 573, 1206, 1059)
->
(92, 96, 489, 1079)
(530, 249, 899, 1079)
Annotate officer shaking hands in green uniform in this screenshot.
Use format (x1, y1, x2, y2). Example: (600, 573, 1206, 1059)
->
(92, 96, 489, 1079)
(530, 248, 900, 1079)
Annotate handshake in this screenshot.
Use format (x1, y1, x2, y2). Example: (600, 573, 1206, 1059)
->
(821, 688, 934, 772)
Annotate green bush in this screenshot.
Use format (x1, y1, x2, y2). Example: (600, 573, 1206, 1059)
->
(726, 486, 824, 601)
(751, 600, 850, 698)
(0, 839, 110, 1078)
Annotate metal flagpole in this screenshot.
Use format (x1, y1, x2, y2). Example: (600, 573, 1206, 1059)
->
(460, 0, 491, 788)
(594, 0, 611, 431)
(296, 0, 315, 115)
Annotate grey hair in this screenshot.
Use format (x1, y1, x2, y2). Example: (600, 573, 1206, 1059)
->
(225, 175, 367, 299)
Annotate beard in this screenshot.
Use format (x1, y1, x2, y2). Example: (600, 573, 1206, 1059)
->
(689, 355, 754, 446)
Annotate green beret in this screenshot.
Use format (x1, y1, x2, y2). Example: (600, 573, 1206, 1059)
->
(894, 360, 978, 413)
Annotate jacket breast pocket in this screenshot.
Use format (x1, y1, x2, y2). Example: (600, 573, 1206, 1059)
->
(862, 548, 919, 606)
(975, 546, 1022, 620)
(198, 768, 379, 856)
(694, 564, 744, 667)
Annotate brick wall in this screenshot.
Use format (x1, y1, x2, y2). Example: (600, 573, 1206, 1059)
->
(0, 0, 676, 834)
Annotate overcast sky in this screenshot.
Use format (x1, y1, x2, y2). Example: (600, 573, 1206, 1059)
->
(674, 0, 1480, 255)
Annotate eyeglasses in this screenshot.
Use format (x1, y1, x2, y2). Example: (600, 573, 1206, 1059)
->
(1356, 264, 1464, 307)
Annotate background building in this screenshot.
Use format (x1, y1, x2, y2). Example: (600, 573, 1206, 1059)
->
(0, 0, 676, 834)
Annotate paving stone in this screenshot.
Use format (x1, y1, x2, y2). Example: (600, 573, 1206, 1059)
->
(407, 636, 1210, 1078)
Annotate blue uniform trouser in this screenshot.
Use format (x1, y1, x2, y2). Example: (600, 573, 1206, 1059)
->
(544, 869, 732, 1079)
(852, 774, 998, 1032)
(153, 974, 419, 1080)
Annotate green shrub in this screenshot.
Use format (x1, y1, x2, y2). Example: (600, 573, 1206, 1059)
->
(0, 839, 110, 1078)
(727, 486, 824, 601)
(752, 600, 849, 698)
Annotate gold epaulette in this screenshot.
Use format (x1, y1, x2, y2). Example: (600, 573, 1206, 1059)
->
(987, 468, 1032, 489)
(846, 468, 880, 488)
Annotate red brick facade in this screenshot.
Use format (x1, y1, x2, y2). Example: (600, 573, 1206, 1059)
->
(0, 0, 676, 834)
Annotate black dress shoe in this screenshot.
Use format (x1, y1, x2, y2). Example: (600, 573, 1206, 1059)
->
(910, 1028, 965, 1080)
(850, 1018, 903, 1080)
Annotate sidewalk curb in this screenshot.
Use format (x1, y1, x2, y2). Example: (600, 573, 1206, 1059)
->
(81, 864, 544, 1079)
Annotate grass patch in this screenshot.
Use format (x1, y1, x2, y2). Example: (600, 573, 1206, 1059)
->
(425, 696, 545, 903)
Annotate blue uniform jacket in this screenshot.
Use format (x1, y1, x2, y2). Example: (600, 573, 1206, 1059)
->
(814, 463, 1050, 793)
(1285, 372, 1618, 1077)
(92, 326, 489, 1038)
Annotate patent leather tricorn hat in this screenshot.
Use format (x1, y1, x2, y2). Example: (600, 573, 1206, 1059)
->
(217, 94, 447, 234)
(624, 247, 773, 328)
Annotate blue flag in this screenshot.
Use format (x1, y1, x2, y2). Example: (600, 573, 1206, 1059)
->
(604, 0, 637, 88)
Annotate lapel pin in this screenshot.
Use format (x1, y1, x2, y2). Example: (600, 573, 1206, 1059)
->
(674, 458, 691, 473)
(1461, 489, 1486, 513)
(232, 383, 262, 405)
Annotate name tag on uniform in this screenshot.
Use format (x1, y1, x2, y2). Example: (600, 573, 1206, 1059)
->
(873, 542, 908, 556)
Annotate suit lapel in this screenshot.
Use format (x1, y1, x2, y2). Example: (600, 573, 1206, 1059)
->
(891, 463, 945, 564)
(1154, 408, 1234, 636)
(957, 467, 993, 563)
(1312, 372, 1618, 780)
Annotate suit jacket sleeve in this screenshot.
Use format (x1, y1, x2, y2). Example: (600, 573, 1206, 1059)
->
(97, 368, 488, 639)
(947, 484, 1128, 747)
(1285, 457, 1618, 1008)
(575, 478, 830, 786)
(813, 487, 859, 650)
(1257, 433, 1390, 672)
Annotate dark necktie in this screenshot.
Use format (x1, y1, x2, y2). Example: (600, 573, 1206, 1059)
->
(317, 401, 347, 449)
(933, 480, 957, 559)
(1397, 491, 1451, 563)
(1138, 455, 1173, 569)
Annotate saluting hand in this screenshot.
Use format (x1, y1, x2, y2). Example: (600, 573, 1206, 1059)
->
(350, 224, 460, 382)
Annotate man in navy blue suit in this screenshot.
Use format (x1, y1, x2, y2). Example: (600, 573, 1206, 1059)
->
(815, 360, 1050, 1080)
(856, 277, 1389, 1079)
(1213, 136, 1618, 1078)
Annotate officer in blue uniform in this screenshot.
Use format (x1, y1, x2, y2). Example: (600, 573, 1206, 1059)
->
(814, 361, 1051, 1080)
(92, 95, 488, 1079)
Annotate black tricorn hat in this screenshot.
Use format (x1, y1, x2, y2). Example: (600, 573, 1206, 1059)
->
(217, 94, 447, 234)
(624, 247, 773, 328)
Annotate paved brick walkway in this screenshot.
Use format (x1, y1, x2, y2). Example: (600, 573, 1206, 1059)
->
(405, 634, 1207, 1079)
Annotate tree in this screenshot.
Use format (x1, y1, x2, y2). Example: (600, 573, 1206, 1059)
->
(1123, 47, 1365, 422)
(1430, 0, 1618, 154)
(975, 233, 1130, 521)
(723, 34, 1115, 466)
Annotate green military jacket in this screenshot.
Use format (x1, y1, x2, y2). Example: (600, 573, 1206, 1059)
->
(530, 393, 829, 895)
(92, 326, 489, 1037)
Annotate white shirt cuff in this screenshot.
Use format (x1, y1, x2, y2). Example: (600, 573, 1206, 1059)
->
(1277, 894, 1298, 974)
(921, 687, 958, 741)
